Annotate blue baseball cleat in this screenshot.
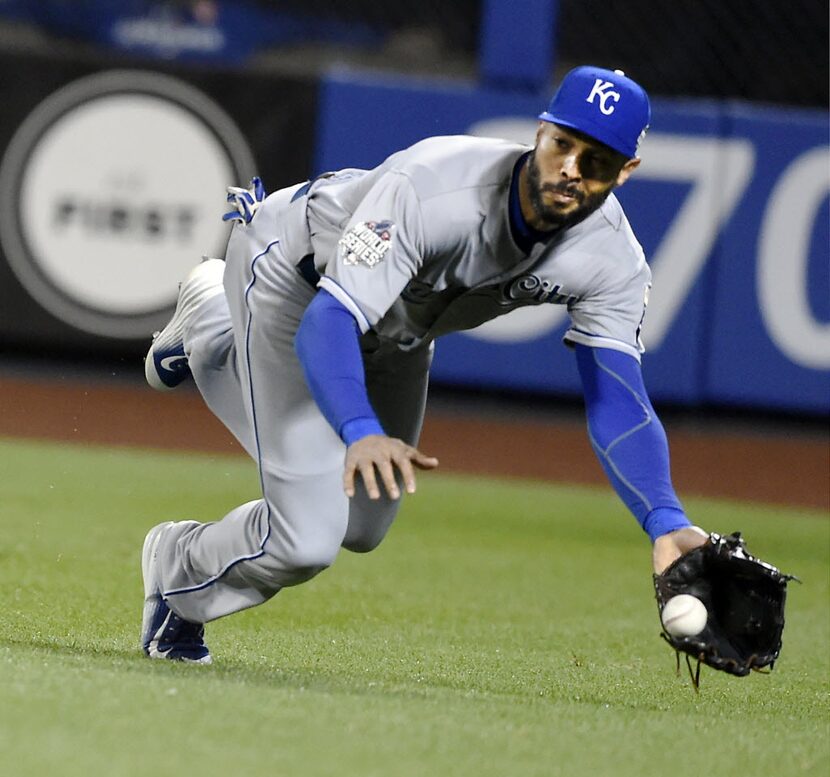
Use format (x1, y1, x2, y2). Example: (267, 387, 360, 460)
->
(141, 521, 212, 664)
(145, 258, 226, 390)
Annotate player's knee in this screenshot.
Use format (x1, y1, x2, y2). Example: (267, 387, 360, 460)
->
(340, 524, 391, 554)
(342, 537, 377, 553)
(342, 497, 398, 554)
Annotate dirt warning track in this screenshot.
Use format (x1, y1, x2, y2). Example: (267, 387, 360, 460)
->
(0, 374, 826, 512)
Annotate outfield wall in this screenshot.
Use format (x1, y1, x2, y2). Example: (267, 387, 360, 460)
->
(0, 51, 826, 415)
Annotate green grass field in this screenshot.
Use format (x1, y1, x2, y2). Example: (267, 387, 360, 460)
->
(0, 437, 827, 777)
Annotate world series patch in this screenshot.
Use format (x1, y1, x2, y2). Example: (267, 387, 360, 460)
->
(339, 220, 395, 268)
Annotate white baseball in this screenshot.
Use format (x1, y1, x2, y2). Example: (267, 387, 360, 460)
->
(661, 594, 708, 637)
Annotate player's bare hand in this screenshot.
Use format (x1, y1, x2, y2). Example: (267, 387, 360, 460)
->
(344, 434, 439, 500)
(652, 526, 709, 574)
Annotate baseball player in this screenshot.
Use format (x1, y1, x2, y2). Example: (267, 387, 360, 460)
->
(141, 66, 708, 663)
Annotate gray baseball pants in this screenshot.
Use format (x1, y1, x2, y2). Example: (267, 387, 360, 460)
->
(153, 184, 431, 623)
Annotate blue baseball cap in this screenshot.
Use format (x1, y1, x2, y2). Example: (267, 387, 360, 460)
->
(538, 66, 651, 158)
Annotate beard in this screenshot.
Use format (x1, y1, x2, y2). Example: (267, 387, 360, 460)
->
(526, 151, 614, 231)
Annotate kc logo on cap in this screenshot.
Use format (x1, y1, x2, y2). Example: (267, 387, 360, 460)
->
(585, 79, 621, 116)
(538, 66, 651, 158)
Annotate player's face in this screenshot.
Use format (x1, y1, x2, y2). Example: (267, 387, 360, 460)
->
(523, 123, 640, 230)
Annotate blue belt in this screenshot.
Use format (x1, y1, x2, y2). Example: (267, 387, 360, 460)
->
(297, 253, 320, 290)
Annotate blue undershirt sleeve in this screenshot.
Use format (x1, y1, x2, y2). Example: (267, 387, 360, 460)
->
(295, 289, 384, 446)
(575, 344, 692, 542)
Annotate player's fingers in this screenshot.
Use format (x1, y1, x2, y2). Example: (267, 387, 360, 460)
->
(377, 459, 401, 500)
(411, 449, 440, 470)
(394, 455, 418, 495)
(343, 461, 357, 498)
(359, 461, 382, 500)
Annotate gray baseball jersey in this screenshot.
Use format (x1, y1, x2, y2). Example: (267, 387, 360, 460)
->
(154, 135, 651, 625)
(308, 135, 650, 360)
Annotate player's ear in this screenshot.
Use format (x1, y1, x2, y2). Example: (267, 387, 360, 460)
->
(615, 157, 640, 187)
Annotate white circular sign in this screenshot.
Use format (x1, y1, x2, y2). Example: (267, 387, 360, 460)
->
(0, 70, 256, 338)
